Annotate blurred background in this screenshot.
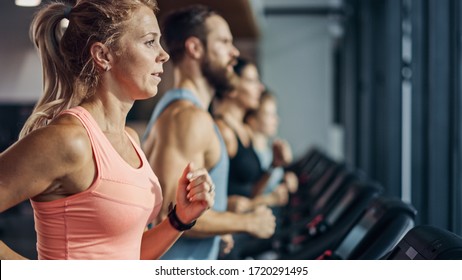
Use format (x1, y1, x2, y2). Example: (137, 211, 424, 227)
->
(1, 0, 461, 259)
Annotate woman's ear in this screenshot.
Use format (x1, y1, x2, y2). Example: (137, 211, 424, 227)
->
(184, 36, 204, 60)
(90, 42, 112, 72)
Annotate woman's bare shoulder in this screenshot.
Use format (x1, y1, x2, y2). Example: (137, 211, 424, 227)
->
(30, 114, 93, 166)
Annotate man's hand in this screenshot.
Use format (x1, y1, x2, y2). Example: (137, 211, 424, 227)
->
(245, 205, 276, 238)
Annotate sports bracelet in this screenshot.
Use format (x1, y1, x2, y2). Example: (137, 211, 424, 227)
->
(167, 203, 196, 231)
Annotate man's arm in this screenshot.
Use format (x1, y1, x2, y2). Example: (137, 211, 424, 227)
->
(188, 207, 274, 238)
(144, 103, 212, 224)
(144, 104, 275, 238)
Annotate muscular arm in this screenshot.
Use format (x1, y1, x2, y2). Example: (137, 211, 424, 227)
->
(144, 103, 274, 238)
(144, 103, 209, 221)
(139, 207, 259, 258)
(0, 122, 92, 212)
(0, 119, 93, 259)
(188, 209, 252, 237)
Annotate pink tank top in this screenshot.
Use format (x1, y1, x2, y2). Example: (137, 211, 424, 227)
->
(30, 106, 163, 259)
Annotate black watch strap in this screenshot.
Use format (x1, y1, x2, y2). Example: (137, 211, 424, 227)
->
(167, 203, 196, 231)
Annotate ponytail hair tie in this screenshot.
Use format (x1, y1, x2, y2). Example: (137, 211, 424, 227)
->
(64, 5, 73, 19)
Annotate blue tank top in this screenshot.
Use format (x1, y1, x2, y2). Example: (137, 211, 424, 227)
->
(143, 88, 229, 260)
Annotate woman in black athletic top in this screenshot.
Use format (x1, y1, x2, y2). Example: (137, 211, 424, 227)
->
(214, 58, 291, 211)
(214, 57, 292, 259)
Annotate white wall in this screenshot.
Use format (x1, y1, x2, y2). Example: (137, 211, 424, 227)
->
(0, 4, 41, 104)
(0, 48, 42, 103)
(260, 15, 336, 158)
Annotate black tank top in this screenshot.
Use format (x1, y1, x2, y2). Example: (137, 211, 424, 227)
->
(227, 132, 264, 197)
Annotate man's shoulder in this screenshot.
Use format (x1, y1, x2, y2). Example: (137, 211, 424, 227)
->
(164, 101, 213, 129)
(153, 101, 215, 149)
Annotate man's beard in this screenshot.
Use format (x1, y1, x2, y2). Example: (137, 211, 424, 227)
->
(201, 56, 237, 97)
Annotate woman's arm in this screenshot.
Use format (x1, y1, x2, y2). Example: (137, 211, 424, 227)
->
(250, 171, 273, 198)
(140, 163, 214, 259)
(0, 118, 92, 260)
(140, 215, 184, 260)
(0, 122, 91, 212)
(251, 138, 293, 198)
(251, 184, 289, 208)
(0, 241, 28, 260)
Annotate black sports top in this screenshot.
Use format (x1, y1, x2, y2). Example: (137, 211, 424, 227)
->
(227, 132, 264, 197)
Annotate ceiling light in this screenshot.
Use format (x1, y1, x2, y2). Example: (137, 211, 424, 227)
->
(15, 0, 41, 7)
